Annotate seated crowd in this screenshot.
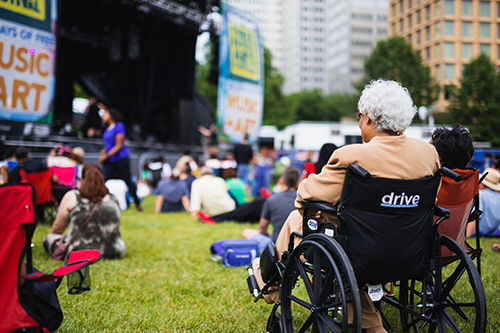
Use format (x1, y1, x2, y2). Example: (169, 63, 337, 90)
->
(1, 79, 500, 332)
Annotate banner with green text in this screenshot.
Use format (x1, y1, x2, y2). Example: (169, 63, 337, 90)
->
(217, 2, 264, 144)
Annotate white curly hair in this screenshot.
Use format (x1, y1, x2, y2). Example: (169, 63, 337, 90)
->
(357, 79, 417, 133)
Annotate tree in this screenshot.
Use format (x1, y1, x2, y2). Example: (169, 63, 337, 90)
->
(360, 36, 439, 108)
(448, 54, 500, 147)
(195, 41, 218, 110)
(262, 48, 291, 129)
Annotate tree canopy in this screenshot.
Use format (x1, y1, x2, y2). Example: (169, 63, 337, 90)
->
(360, 36, 439, 108)
(448, 54, 500, 147)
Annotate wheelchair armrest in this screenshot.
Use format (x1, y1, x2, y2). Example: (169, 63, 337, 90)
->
(439, 167, 462, 182)
(349, 164, 371, 178)
(301, 201, 338, 215)
(434, 205, 450, 219)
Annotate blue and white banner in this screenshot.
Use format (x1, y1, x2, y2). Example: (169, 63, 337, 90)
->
(217, 3, 264, 144)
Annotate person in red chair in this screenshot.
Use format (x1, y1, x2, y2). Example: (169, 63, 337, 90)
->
(8, 147, 50, 184)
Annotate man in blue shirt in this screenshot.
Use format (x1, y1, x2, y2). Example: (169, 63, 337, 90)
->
(477, 168, 500, 237)
(242, 166, 301, 252)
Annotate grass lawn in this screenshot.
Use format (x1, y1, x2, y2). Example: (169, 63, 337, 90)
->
(31, 195, 500, 332)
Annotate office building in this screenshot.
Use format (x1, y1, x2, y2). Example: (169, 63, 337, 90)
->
(389, 0, 500, 111)
(328, 0, 389, 93)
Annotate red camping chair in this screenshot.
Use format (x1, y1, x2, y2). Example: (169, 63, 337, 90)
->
(434, 168, 482, 272)
(20, 169, 57, 223)
(0, 183, 101, 333)
(48, 166, 77, 188)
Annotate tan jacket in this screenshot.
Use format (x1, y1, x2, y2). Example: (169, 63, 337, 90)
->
(295, 134, 441, 214)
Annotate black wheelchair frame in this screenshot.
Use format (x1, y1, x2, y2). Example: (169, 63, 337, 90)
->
(248, 165, 487, 333)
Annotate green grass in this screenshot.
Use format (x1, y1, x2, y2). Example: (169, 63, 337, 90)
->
(31, 196, 500, 332)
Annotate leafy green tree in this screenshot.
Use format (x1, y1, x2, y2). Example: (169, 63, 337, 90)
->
(448, 54, 500, 147)
(360, 36, 439, 108)
(195, 41, 218, 110)
(262, 48, 291, 129)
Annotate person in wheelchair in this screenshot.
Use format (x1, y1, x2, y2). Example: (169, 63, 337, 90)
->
(252, 79, 441, 333)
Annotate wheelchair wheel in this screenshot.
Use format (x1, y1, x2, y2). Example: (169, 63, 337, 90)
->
(280, 233, 361, 333)
(399, 235, 486, 333)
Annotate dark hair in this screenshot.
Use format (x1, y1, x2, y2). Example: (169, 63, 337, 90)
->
(14, 147, 28, 160)
(79, 163, 109, 203)
(106, 107, 122, 123)
(282, 166, 300, 189)
(315, 143, 338, 174)
(0, 140, 5, 160)
(222, 168, 238, 180)
(431, 124, 474, 169)
(6, 147, 16, 159)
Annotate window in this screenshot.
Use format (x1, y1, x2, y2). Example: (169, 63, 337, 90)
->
(435, 2, 441, 16)
(462, 43, 472, 59)
(417, 30, 421, 44)
(408, 33, 412, 43)
(400, 0, 403, 13)
(392, 23, 396, 34)
(444, 21, 454, 36)
(408, 0, 412, 8)
(498, 45, 500, 59)
(444, 0, 454, 14)
(480, 1, 490, 16)
(436, 22, 441, 38)
(444, 42, 454, 57)
(444, 85, 454, 100)
(417, 10, 421, 24)
(426, 47, 431, 62)
(409, 15, 412, 28)
(480, 44, 490, 55)
(435, 43, 441, 58)
(462, 21, 472, 37)
(462, 0, 472, 15)
(426, 26, 431, 40)
(480, 23, 490, 38)
(400, 19, 404, 32)
(444, 64, 454, 79)
(392, 4, 396, 16)
(498, 23, 500, 39)
(435, 65, 441, 80)
(426, 5, 430, 20)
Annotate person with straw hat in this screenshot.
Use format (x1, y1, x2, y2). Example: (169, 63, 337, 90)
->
(476, 168, 500, 240)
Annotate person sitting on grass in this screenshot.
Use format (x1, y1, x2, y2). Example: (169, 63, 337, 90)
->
(43, 163, 125, 259)
(241, 166, 300, 252)
(191, 166, 236, 221)
(154, 168, 190, 213)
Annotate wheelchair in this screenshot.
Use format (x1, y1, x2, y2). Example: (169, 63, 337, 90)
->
(247, 164, 487, 333)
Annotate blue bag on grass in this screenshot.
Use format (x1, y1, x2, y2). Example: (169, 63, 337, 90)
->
(210, 239, 259, 267)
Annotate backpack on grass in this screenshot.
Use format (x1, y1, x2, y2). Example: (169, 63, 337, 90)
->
(210, 239, 259, 267)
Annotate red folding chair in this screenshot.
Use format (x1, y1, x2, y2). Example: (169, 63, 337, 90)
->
(19, 168, 58, 223)
(0, 183, 101, 333)
(48, 166, 77, 188)
(434, 168, 482, 272)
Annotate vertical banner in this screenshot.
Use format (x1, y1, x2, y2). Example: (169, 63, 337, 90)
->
(217, 3, 264, 144)
(0, 0, 57, 126)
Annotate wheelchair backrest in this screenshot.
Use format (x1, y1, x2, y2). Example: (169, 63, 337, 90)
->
(337, 165, 442, 285)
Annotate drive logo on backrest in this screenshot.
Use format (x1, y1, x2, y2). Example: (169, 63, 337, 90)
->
(381, 192, 420, 208)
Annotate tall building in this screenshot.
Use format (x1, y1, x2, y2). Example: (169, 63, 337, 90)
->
(225, 0, 387, 94)
(389, 0, 500, 111)
(225, 0, 285, 73)
(328, 0, 389, 93)
(282, 0, 329, 94)
(225, 0, 329, 94)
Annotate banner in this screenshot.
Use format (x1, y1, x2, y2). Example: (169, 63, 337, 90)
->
(217, 3, 264, 144)
(0, 0, 56, 125)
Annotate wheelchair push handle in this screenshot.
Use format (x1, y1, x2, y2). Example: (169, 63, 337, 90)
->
(439, 167, 462, 182)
